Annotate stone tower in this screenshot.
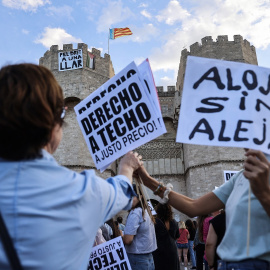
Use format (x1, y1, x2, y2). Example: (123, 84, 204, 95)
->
(39, 43, 115, 178)
(38, 35, 258, 221)
(175, 35, 258, 201)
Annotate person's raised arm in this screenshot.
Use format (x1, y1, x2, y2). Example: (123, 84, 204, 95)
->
(243, 149, 270, 217)
(137, 165, 224, 217)
(118, 152, 143, 184)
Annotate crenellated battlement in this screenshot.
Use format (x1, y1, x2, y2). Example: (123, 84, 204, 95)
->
(189, 35, 256, 56)
(156, 86, 176, 92)
(39, 43, 114, 78)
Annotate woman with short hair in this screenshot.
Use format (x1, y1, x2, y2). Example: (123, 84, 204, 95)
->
(0, 63, 142, 270)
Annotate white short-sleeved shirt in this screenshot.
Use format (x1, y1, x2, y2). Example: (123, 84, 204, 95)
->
(124, 207, 157, 254)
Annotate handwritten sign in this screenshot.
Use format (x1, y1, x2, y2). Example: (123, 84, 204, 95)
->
(75, 60, 166, 171)
(58, 49, 83, 71)
(147, 200, 157, 216)
(88, 237, 131, 270)
(177, 56, 270, 154)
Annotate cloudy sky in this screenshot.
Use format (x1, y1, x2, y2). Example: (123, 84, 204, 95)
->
(1, 0, 270, 88)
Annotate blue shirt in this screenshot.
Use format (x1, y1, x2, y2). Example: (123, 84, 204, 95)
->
(213, 169, 270, 262)
(124, 207, 157, 254)
(0, 150, 135, 270)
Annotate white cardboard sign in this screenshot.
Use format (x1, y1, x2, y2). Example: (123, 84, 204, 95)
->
(58, 49, 83, 71)
(75, 60, 166, 171)
(88, 236, 131, 270)
(177, 56, 270, 154)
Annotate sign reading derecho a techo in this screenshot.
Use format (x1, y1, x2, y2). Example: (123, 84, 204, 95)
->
(75, 60, 166, 171)
(176, 56, 270, 154)
(58, 49, 83, 71)
(88, 237, 131, 270)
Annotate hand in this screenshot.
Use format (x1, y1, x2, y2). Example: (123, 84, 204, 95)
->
(118, 152, 143, 182)
(136, 165, 151, 182)
(243, 149, 270, 198)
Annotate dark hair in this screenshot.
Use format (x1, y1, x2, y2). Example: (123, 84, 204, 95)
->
(114, 221, 122, 237)
(0, 64, 64, 160)
(193, 220, 198, 230)
(117, 216, 123, 223)
(155, 203, 173, 223)
(185, 219, 195, 230)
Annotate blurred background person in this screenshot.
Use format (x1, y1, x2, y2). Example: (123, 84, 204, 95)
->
(206, 210, 226, 270)
(185, 219, 197, 269)
(177, 221, 190, 270)
(117, 216, 125, 234)
(152, 203, 180, 270)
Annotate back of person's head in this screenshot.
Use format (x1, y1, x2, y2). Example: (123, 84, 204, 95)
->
(155, 203, 173, 222)
(0, 63, 64, 160)
(179, 221, 186, 229)
(117, 216, 123, 224)
(185, 219, 195, 230)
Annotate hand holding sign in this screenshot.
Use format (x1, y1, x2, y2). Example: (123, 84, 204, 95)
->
(118, 151, 143, 182)
(177, 56, 270, 154)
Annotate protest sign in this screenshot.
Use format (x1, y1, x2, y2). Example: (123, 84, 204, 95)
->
(223, 170, 239, 182)
(176, 56, 270, 154)
(75, 60, 166, 171)
(147, 200, 157, 216)
(58, 49, 83, 71)
(88, 237, 131, 270)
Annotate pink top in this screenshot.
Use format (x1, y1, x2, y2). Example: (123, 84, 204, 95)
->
(177, 228, 189, 244)
(203, 216, 213, 261)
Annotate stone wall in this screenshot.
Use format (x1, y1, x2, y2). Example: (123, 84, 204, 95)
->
(39, 36, 258, 222)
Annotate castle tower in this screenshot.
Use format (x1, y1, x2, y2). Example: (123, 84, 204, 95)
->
(39, 43, 115, 178)
(175, 35, 258, 199)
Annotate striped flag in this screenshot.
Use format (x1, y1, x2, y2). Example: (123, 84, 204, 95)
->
(86, 52, 95, 69)
(109, 27, 132, 40)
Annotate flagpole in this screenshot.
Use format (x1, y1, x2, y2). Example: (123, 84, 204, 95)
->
(108, 28, 110, 55)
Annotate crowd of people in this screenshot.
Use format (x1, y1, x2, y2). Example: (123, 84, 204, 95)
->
(0, 63, 269, 270)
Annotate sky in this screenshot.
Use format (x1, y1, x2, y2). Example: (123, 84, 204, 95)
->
(1, 0, 270, 89)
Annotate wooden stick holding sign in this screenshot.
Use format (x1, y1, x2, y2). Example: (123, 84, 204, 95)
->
(133, 177, 156, 223)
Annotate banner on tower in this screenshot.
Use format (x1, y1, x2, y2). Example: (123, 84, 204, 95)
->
(58, 49, 83, 71)
(75, 59, 166, 171)
(176, 56, 270, 154)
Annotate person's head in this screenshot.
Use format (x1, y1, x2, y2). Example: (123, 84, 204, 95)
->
(0, 64, 64, 160)
(117, 216, 123, 224)
(185, 219, 195, 230)
(155, 203, 173, 222)
(179, 221, 186, 229)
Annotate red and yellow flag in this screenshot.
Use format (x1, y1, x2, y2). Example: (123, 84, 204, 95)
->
(109, 27, 133, 40)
